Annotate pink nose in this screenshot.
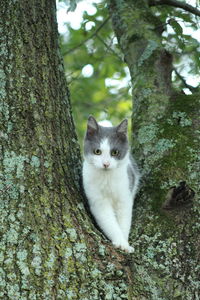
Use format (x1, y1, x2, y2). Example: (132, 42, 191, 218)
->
(103, 162, 110, 168)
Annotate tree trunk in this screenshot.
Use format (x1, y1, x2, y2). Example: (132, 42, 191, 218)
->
(109, 0, 200, 298)
(0, 1, 135, 299)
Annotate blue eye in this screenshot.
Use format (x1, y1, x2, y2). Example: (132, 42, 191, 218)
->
(94, 149, 102, 155)
(111, 149, 119, 156)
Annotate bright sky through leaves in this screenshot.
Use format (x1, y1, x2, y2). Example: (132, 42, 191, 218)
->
(57, 0, 199, 90)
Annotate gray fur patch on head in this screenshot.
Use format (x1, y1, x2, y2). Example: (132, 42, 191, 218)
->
(84, 116, 129, 159)
(87, 115, 99, 135)
(116, 119, 128, 134)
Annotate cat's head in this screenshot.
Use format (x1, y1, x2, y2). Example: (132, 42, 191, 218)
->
(84, 116, 129, 170)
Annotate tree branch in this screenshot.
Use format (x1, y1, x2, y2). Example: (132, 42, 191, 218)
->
(149, 0, 200, 17)
(62, 17, 110, 56)
(96, 34, 123, 61)
(173, 68, 199, 93)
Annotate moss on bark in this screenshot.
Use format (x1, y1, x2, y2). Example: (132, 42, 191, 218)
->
(109, 0, 200, 298)
(0, 1, 135, 299)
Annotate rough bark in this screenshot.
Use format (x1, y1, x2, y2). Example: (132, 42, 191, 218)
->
(109, 0, 200, 298)
(0, 1, 135, 299)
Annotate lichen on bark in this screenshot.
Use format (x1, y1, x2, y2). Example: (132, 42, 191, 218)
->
(1, 0, 199, 298)
(0, 1, 139, 299)
(109, 0, 200, 298)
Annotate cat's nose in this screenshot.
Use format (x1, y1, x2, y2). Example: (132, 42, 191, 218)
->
(103, 162, 110, 168)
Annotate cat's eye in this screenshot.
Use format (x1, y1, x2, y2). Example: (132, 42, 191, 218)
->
(111, 149, 119, 156)
(94, 149, 102, 155)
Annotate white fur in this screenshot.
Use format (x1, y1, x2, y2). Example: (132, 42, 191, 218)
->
(83, 138, 140, 253)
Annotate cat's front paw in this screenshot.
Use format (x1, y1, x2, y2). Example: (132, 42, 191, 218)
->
(113, 240, 134, 253)
(124, 245, 134, 253)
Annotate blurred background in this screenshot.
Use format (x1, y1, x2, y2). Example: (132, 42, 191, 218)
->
(56, 0, 200, 143)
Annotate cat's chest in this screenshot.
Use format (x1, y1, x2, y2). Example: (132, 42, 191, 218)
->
(97, 171, 121, 197)
(84, 163, 129, 199)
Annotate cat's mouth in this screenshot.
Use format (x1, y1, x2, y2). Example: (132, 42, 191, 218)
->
(102, 165, 112, 171)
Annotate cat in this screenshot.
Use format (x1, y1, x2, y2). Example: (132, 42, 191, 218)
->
(82, 116, 140, 253)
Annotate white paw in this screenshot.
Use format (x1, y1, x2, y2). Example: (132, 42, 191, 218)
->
(125, 245, 134, 253)
(113, 239, 134, 253)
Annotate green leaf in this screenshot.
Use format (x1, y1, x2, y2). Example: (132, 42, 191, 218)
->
(168, 19, 183, 35)
(67, 0, 77, 12)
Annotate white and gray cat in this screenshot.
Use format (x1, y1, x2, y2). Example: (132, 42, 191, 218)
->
(82, 116, 140, 253)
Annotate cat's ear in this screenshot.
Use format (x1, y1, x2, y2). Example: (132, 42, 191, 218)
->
(87, 115, 99, 135)
(116, 119, 128, 135)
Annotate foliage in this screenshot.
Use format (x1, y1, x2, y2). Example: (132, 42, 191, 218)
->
(152, 3, 200, 91)
(58, 0, 132, 141)
(57, 0, 200, 141)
